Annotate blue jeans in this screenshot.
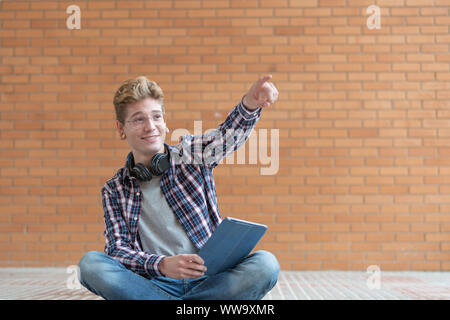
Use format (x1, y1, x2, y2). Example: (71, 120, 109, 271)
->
(78, 250, 280, 300)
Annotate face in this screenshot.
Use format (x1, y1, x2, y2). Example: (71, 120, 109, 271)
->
(116, 97, 169, 166)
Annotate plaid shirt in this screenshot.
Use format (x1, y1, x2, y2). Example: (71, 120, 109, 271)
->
(101, 98, 262, 278)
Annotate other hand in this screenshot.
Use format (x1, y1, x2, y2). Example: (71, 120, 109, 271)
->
(159, 254, 207, 279)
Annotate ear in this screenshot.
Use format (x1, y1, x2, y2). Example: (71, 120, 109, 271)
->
(116, 120, 126, 140)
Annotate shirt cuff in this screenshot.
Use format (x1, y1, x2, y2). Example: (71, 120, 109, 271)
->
(238, 96, 261, 120)
(144, 254, 166, 277)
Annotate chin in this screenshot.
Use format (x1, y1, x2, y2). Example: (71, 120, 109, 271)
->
(146, 143, 164, 154)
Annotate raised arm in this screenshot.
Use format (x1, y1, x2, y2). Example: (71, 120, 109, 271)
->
(172, 75, 279, 169)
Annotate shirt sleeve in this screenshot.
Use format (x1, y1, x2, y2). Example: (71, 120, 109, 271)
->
(102, 187, 166, 278)
(172, 96, 262, 169)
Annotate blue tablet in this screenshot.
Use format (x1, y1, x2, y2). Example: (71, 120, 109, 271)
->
(198, 217, 268, 275)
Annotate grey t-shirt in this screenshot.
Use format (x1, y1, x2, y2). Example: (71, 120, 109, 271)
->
(137, 176, 198, 256)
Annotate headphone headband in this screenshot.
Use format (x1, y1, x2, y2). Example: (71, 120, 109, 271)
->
(127, 144, 170, 182)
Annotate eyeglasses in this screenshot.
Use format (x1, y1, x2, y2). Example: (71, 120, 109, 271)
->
(125, 113, 164, 129)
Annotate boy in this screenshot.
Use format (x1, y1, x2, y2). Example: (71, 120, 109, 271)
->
(78, 75, 280, 300)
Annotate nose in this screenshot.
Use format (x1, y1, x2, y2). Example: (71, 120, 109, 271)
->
(143, 117, 156, 131)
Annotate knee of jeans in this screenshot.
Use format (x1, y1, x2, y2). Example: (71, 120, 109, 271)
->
(78, 251, 105, 284)
(252, 250, 280, 285)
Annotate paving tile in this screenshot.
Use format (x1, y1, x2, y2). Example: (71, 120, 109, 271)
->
(0, 268, 448, 300)
(264, 271, 450, 300)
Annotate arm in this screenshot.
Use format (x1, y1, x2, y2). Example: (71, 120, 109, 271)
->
(173, 75, 279, 169)
(103, 182, 207, 279)
(102, 187, 166, 278)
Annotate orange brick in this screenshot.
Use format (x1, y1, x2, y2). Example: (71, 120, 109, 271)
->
(1, 0, 449, 271)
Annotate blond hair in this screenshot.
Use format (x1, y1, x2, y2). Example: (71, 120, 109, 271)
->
(113, 76, 164, 124)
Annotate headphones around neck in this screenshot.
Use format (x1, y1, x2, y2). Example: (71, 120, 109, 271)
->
(128, 145, 170, 182)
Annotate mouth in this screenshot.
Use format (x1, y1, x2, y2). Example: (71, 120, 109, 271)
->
(141, 135, 160, 142)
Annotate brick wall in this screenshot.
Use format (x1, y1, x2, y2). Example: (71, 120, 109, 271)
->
(1, 0, 449, 271)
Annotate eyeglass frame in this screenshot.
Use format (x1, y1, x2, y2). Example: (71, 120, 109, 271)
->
(124, 112, 165, 130)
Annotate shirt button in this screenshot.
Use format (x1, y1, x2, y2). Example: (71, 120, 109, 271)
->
(136, 192, 140, 196)
(134, 217, 138, 221)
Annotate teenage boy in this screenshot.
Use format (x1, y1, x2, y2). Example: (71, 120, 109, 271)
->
(78, 75, 280, 300)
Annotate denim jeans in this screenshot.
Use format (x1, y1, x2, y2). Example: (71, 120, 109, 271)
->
(78, 250, 280, 300)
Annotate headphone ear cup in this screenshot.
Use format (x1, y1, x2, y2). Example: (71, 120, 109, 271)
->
(150, 152, 170, 176)
(133, 163, 152, 181)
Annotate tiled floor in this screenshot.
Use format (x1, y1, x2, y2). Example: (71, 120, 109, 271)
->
(0, 268, 449, 300)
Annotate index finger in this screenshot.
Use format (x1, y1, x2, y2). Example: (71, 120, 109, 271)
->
(256, 74, 273, 87)
(186, 254, 205, 265)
